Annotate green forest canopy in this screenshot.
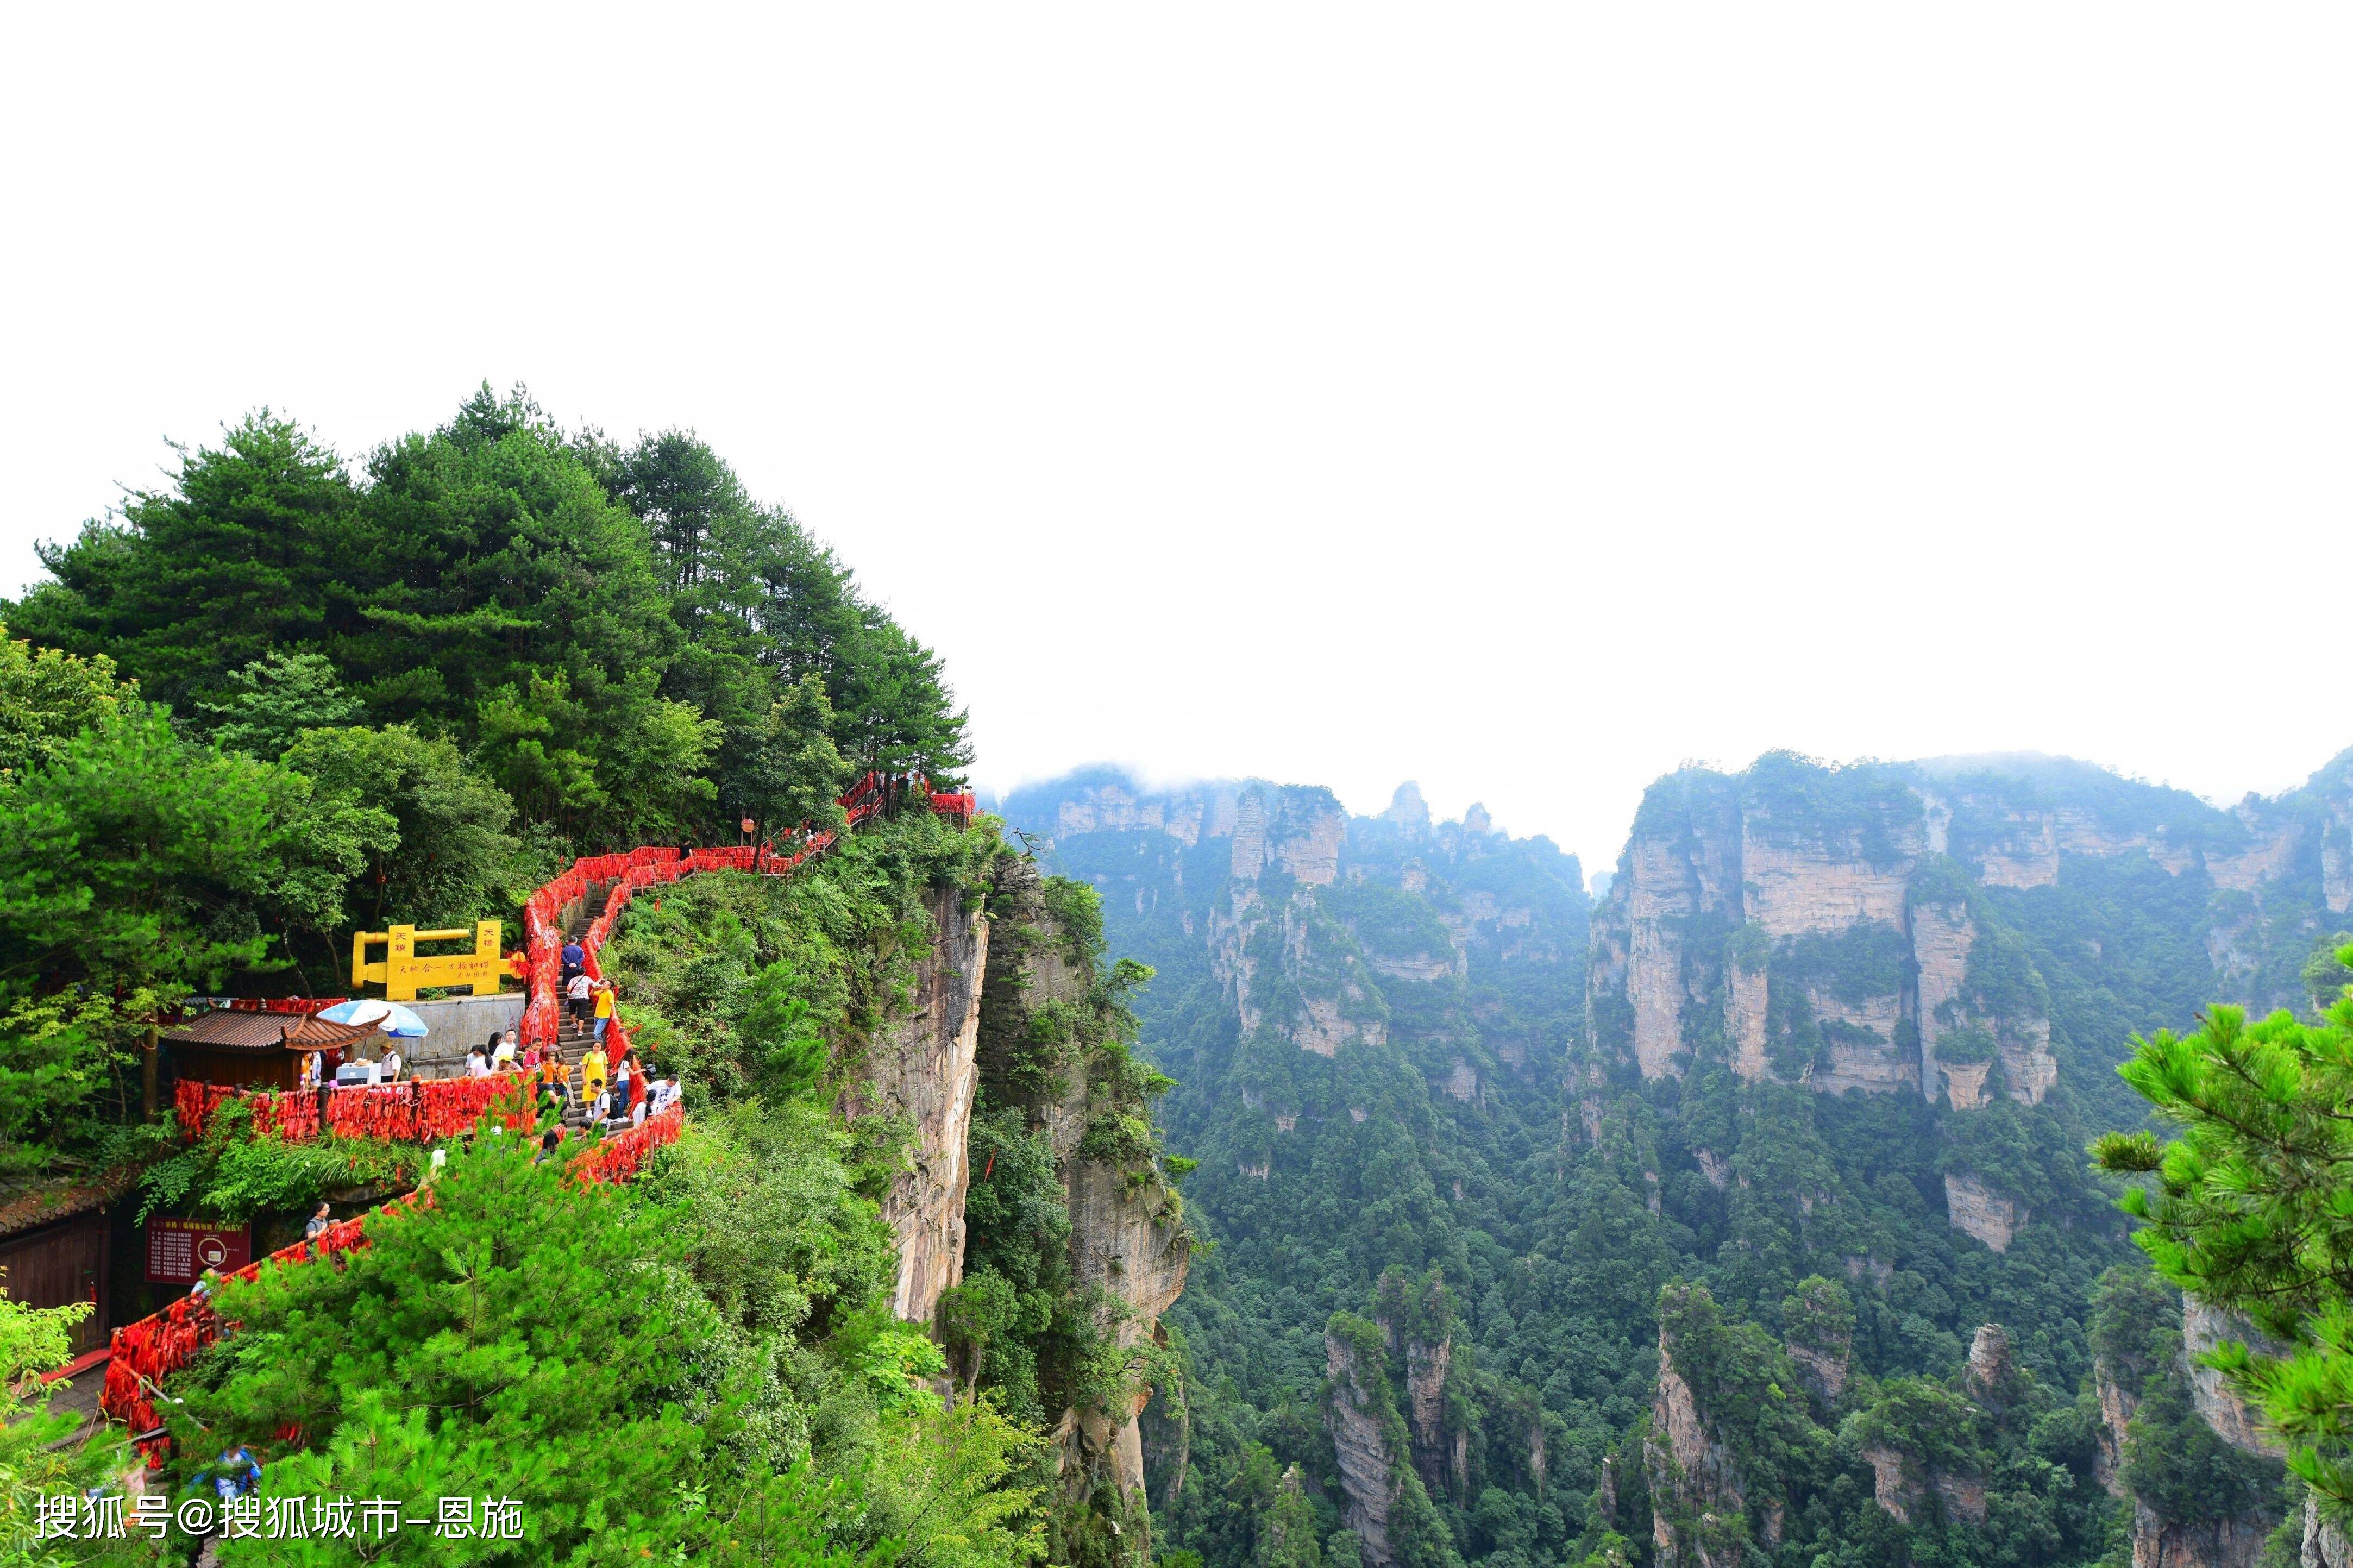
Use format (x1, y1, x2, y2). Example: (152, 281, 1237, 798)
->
(0, 386, 970, 1178)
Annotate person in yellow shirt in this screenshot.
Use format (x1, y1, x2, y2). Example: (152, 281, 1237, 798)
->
(591, 980, 617, 1046)
(581, 1044, 608, 1109)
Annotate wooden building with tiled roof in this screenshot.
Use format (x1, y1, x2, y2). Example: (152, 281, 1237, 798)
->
(162, 1009, 378, 1091)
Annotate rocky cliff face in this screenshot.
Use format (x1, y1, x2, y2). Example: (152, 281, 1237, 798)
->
(2182, 1298, 2286, 1458)
(1005, 772, 1587, 1077)
(2093, 1282, 2287, 1568)
(1047, 774, 1240, 847)
(1326, 1328, 1400, 1566)
(2131, 1503, 2272, 1568)
(1586, 759, 2065, 1102)
(843, 884, 989, 1323)
(1588, 751, 2353, 1107)
(1862, 1447, 1988, 1529)
(1944, 1173, 2028, 1253)
(980, 858, 1191, 1509)
(2093, 1356, 2135, 1497)
(1645, 1334, 1749, 1568)
(1195, 783, 1388, 1058)
(2304, 1496, 2351, 1568)
(1404, 1333, 1453, 1500)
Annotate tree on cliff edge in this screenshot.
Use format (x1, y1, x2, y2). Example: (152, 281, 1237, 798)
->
(2095, 940, 2353, 1528)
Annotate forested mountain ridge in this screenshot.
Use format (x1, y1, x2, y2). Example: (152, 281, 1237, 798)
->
(999, 771, 1591, 1568)
(1590, 749, 2353, 1122)
(1005, 749, 2353, 1568)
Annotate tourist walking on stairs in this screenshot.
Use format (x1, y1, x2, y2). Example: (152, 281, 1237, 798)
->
(581, 1042, 607, 1112)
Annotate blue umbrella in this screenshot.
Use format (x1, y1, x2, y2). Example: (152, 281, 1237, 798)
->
(318, 999, 430, 1037)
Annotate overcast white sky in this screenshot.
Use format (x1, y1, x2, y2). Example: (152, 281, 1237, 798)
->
(2, 7, 2345, 873)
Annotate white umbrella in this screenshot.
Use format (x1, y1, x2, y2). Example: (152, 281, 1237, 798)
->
(318, 999, 430, 1037)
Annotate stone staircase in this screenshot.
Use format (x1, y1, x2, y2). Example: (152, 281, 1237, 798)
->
(549, 882, 618, 1134)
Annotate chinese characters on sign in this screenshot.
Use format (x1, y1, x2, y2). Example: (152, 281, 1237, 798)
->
(144, 1218, 253, 1284)
(35, 1494, 525, 1542)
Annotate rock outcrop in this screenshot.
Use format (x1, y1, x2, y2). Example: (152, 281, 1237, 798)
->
(1382, 781, 1433, 832)
(2093, 1282, 2286, 1568)
(2182, 1297, 2286, 1458)
(1644, 1308, 1755, 1568)
(2304, 1494, 2351, 1568)
(1404, 1335, 1452, 1498)
(1046, 774, 1239, 847)
(1326, 1328, 1398, 1566)
(2093, 1356, 2136, 1497)
(2132, 1504, 2272, 1568)
(1944, 1172, 2028, 1252)
(1863, 1446, 1915, 1523)
(1783, 1278, 1854, 1406)
(977, 858, 1191, 1513)
(1231, 782, 1346, 885)
(1967, 1324, 2025, 1418)
(1002, 769, 1587, 1086)
(1586, 751, 2353, 1102)
(1786, 1338, 1847, 1404)
(1586, 760, 2064, 1101)
(1068, 1151, 1190, 1498)
(1206, 785, 1389, 1058)
(843, 885, 989, 1323)
(1863, 1442, 1986, 1528)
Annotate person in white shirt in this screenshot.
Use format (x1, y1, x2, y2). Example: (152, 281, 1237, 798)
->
(382, 1046, 402, 1081)
(492, 1032, 517, 1071)
(465, 1045, 490, 1079)
(566, 970, 593, 1027)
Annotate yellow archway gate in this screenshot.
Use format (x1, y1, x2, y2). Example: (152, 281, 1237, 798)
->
(349, 921, 505, 1002)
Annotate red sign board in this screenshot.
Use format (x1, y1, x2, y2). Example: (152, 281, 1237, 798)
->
(145, 1219, 252, 1284)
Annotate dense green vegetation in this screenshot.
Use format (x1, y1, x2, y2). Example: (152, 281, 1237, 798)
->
(0, 392, 1039, 1568)
(1007, 750, 2353, 1568)
(0, 386, 969, 1184)
(2093, 946, 2353, 1531)
(129, 1088, 1039, 1568)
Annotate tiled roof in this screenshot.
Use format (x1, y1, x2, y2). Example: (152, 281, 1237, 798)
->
(0, 1166, 136, 1239)
(164, 1011, 379, 1052)
(161, 1010, 294, 1050)
(280, 1014, 380, 1049)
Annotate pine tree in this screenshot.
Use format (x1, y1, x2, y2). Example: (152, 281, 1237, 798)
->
(2094, 943, 2353, 1527)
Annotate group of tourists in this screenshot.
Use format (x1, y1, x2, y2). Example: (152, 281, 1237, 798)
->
(451, 1025, 673, 1130)
(564, 969, 618, 1042)
(553, 936, 677, 1129)
(280, 932, 682, 1173)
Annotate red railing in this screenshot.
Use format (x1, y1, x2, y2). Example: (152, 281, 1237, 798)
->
(175, 1074, 531, 1145)
(519, 770, 971, 1054)
(101, 1107, 683, 1442)
(323, 1075, 535, 1140)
